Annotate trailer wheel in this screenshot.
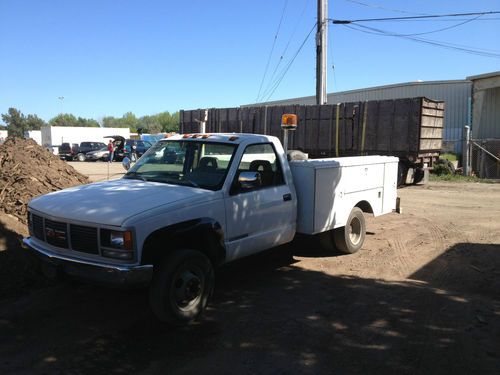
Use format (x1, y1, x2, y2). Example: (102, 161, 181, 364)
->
(413, 168, 425, 184)
(333, 207, 366, 254)
(397, 163, 408, 186)
(149, 249, 214, 325)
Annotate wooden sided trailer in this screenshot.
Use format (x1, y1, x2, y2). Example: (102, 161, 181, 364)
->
(180, 97, 445, 185)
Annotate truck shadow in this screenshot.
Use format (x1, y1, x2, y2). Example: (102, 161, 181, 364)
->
(0, 221, 49, 300)
(0, 241, 498, 375)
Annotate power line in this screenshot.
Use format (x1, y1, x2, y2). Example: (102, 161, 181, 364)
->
(328, 20, 338, 91)
(258, 0, 312, 103)
(348, 17, 500, 22)
(342, 23, 500, 58)
(344, 0, 429, 16)
(331, 11, 500, 24)
(255, 0, 289, 103)
(352, 15, 484, 37)
(260, 22, 317, 103)
(343, 23, 500, 54)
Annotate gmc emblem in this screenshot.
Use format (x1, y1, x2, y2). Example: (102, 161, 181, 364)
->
(46, 227, 66, 241)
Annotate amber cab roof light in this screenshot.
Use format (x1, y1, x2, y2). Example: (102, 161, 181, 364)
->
(281, 114, 298, 130)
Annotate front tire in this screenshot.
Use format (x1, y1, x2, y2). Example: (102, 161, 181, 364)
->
(77, 153, 86, 162)
(149, 249, 214, 325)
(333, 207, 366, 254)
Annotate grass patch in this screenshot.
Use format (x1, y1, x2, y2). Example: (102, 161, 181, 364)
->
(440, 153, 459, 162)
(430, 174, 497, 183)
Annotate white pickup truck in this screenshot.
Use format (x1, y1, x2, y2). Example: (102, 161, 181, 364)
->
(24, 133, 398, 325)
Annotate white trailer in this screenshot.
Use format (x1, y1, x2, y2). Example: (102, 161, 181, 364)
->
(0, 129, 7, 143)
(24, 130, 42, 145)
(41, 126, 130, 148)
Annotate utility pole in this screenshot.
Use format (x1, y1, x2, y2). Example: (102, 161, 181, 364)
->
(58, 96, 65, 114)
(316, 0, 328, 105)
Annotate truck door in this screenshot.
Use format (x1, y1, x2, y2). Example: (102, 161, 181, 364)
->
(224, 143, 296, 261)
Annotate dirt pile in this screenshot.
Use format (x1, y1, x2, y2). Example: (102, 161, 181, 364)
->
(0, 137, 89, 224)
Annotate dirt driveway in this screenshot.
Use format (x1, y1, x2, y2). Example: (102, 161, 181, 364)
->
(0, 168, 499, 374)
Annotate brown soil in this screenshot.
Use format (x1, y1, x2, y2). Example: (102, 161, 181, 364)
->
(0, 169, 498, 374)
(0, 137, 88, 224)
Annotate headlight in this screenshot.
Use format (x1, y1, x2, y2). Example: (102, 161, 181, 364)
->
(100, 229, 134, 260)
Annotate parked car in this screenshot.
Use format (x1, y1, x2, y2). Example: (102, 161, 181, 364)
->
(85, 147, 109, 161)
(122, 139, 152, 161)
(59, 143, 79, 161)
(105, 135, 152, 161)
(59, 142, 106, 161)
(75, 142, 106, 162)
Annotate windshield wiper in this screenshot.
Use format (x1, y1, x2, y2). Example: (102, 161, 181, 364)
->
(179, 174, 199, 188)
(124, 171, 147, 182)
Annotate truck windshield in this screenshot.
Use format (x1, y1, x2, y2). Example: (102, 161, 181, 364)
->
(123, 140, 237, 190)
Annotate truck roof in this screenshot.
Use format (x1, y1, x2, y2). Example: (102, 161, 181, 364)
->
(161, 133, 276, 144)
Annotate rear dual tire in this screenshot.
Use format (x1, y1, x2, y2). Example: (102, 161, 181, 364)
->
(333, 207, 366, 254)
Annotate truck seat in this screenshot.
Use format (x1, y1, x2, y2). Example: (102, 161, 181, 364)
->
(249, 160, 273, 186)
(198, 157, 218, 170)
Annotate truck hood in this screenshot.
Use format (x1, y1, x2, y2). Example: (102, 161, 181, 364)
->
(28, 179, 216, 227)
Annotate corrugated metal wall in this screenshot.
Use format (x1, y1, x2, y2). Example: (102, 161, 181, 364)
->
(475, 87, 500, 139)
(248, 80, 472, 150)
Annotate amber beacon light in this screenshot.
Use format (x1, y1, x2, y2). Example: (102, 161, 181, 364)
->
(281, 114, 298, 130)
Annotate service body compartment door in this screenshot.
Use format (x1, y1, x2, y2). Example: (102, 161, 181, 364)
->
(291, 155, 398, 235)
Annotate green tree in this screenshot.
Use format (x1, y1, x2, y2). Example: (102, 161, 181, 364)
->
(121, 112, 138, 131)
(2, 107, 27, 137)
(48, 113, 79, 127)
(102, 112, 138, 131)
(76, 117, 99, 127)
(102, 116, 119, 128)
(158, 111, 179, 133)
(102, 111, 179, 133)
(26, 114, 46, 130)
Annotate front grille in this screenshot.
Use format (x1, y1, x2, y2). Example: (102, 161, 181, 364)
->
(30, 213, 102, 255)
(70, 224, 99, 254)
(33, 214, 44, 240)
(44, 219, 69, 248)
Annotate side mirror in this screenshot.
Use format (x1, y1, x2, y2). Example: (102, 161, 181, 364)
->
(238, 171, 261, 190)
(122, 157, 131, 171)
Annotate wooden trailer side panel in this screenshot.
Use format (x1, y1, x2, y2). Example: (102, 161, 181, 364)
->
(180, 97, 444, 160)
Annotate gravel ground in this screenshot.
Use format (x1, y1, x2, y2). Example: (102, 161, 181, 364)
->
(0, 164, 499, 374)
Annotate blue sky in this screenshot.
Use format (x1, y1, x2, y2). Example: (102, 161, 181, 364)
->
(1, 0, 499, 123)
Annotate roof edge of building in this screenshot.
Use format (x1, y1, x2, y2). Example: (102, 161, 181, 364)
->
(249, 79, 471, 106)
(467, 71, 500, 81)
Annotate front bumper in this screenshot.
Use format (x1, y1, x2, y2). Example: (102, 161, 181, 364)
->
(23, 237, 153, 286)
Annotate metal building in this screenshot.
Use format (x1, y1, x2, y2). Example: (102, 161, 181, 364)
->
(250, 80, 472, 152)
(467, 71, 500, 178)
(468, 71, 500, 139)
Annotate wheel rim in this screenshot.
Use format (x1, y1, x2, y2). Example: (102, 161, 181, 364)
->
(170, 266, 204, 311)
(348, 217, 362, 245)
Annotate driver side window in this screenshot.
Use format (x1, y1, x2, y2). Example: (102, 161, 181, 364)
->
(233, 143, 284, 193)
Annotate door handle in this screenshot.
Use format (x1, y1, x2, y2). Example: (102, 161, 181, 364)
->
(283, 193, 292, 201)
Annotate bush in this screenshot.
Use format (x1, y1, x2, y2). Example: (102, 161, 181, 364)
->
(433, 163, 452, 176)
